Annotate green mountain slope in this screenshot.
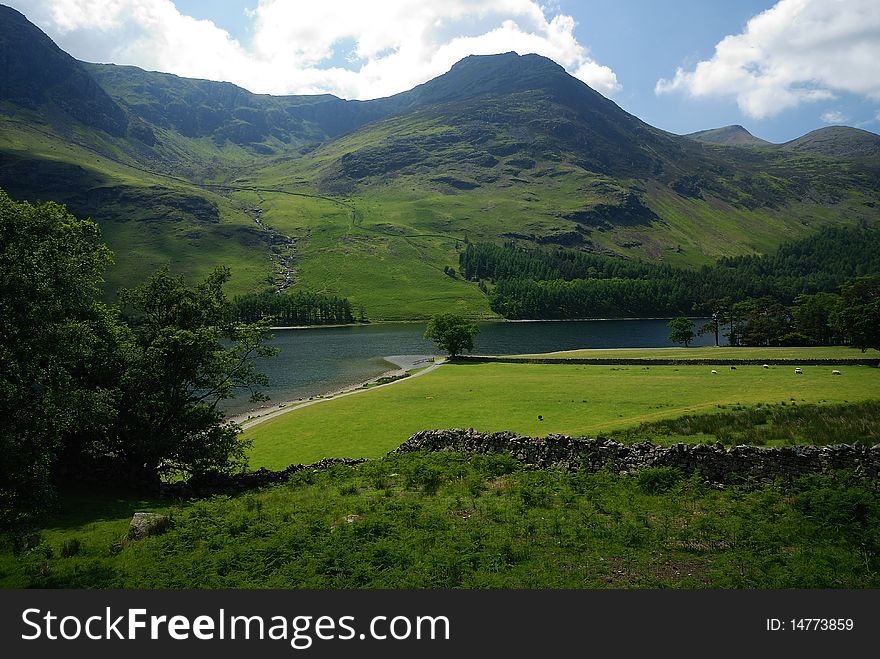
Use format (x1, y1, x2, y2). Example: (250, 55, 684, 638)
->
(685, 125, 770, 146)
(0, 5, 127, 136)
(233, 55, 878, 316)
(780, 126, 880, 158)
(1, 4, 878, 318)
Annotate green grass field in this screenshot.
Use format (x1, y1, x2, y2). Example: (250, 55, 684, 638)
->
(244, 359, 880, 468)
(6, 457, 879, 588)
(514, 346, 873, 360)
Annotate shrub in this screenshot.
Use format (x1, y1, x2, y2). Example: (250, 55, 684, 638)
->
(60, 538, 81, 558)
(637, 467, 682, 494)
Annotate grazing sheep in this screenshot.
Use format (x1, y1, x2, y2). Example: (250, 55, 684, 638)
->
(711, 370, 717, 374)
(762, 364, 770, 369)
(794, 367, 803, 374)
(832, 370, 841, 376)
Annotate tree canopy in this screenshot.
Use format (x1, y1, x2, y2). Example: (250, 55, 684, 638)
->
(1, 190, 118, 530)
(0, 190, 275, 533)
(116, 266, 277, 481)
(424, 313, 480, 358)
(667, 317, 695, 347)
(835, 275, 880, 353)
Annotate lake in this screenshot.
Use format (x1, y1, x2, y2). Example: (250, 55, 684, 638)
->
(224, 318, 722, 416)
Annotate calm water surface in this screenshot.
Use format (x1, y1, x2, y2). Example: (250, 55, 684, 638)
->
(225, 318, 720, 416)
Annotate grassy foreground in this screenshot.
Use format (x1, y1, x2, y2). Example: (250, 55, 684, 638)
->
(244, 360, 880, 468)
(3, 454, 878, 588)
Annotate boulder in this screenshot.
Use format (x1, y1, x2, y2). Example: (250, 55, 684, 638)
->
(128, 512, 171, 540)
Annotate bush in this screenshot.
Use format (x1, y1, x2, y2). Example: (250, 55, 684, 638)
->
(637, 467, 682, 494)
(60, 538, 81, 558)
(405, 463, 443, 495)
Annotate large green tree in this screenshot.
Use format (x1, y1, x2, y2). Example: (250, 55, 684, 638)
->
(424, 313, 480, 358)
(834, 275, 880, 353)
(792, 292, 843, 346)
(1, 190, 277, 533)
(667, 317, 695, 347)
(0, 190, 123, 531)
(116, 266, 277, 482)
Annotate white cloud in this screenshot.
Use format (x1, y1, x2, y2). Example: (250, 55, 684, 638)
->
(9, 0, 620, 99)
(820, 110, 848, 123)
(655, 0, 880, 119)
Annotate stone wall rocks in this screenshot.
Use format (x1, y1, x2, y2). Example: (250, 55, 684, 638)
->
(393, 429, 880, 485)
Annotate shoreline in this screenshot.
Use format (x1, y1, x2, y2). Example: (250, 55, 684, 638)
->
(229, 355, 438, 429)
(269, 316, 707, 330)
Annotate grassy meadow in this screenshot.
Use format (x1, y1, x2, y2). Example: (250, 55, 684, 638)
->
(229, 188, 493, 319)
(514, 346, 873, 360)
(4, 456, 878, 588)
(4, 347, 878, 590)
(244, 357, 880, 468)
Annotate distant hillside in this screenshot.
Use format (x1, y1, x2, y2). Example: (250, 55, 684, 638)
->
(1, 4, 878, 318)
(0, 5, 127, 136)
(685, 125, 770, 146)
(780, 126, 880, 158)
(83, 63, 396, 151)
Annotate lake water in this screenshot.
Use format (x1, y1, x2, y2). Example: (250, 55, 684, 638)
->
(224, 318, 721, 416)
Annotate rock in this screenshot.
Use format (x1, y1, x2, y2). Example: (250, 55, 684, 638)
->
(128, 512, 171, 540)
(392, 428, 880, 486)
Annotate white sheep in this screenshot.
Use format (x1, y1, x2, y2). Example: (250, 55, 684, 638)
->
(762, 364, 770, 369)
(794, 367, 803, 374)
(832, 369, 841, 376)
(711, 369, 717, 374)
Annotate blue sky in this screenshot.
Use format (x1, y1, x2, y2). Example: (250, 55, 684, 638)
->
(10, 0, 880, 143)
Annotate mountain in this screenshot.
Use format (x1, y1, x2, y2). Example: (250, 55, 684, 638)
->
(0, 5, 127, 135)
(685, 124, 880, 158)
(1, 4, 878, 318)
(685, 125, 770, 146)
(82, 63, 394, 150)
(780, 126, 880, 158)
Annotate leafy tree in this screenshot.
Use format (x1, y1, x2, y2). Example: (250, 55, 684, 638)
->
(667, 317, 695, 347)
(834, 275, 880, 353)
(792, 292, 843, 345)
(0, 189, 280, 532)
(729, 298, 793, 346)
(0, 190, 122, 532)
(233, 288, 354, 325)
(697, 299, 731, 347)
(461, 226, 880, 320)
(424, 313, 479, 358)
(116, 266, 277, 482)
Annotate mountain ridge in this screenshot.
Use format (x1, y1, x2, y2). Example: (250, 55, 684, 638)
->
(685, 125, 770, 147)
(684, 123, 880, 158)
(1, 3, 878, 318)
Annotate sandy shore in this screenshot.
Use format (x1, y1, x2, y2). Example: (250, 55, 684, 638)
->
(229, 354, 438, 429)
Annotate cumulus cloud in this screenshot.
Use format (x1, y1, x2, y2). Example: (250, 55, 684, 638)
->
(10, 0, 620, 99)
(655, 0, 880, 119)
(820, 110, 848, 123)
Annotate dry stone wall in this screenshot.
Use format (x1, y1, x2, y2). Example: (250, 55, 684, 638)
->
(158, 430, 879, 500)
(394, 429, 880, 485)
